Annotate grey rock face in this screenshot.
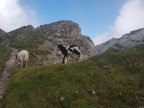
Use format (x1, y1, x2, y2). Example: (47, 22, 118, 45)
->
(0, 29, 6, 37)
(0, 29, 6, 43)
(36, 20, 95, 65)
(95, 28, 144, 55)
(36, 20, 81, 38)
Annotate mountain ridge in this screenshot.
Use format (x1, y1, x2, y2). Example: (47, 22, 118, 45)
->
(0, 20, 95, 66)
(95, 28, 144, 55)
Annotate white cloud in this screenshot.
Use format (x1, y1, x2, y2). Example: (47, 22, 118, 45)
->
(93, 33, 113, 45)
(0, 0, 38, 32)
(113, 0, 144, 37)
(93, 0, 144, 45)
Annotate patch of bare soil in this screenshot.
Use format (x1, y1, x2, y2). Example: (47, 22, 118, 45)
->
(0, 48, 17, 103)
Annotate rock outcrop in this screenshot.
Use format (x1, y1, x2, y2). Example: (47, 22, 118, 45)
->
(36, 20, 95, 65)
(0, 29, 6, 37)
(0, 29, 6, 43)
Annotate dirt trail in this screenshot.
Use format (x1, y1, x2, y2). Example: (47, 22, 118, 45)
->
(0, 48, 18, 102)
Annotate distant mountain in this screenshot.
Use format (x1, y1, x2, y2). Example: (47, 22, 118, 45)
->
(1, 20, 95, 66)
(0, 29, 6, 43)
(95, 28, 144, 55)
(0, 29, 6, 36)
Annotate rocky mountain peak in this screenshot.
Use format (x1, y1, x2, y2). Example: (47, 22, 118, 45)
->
(121, 28, 144, 41)
(95, 28, 144, 55)
(10, 25, 35, 33)
(6, 25, 35, 39)
(36, 20, 95, 65)
(36, 20, 81, 37)
(0, 29, 6, 37)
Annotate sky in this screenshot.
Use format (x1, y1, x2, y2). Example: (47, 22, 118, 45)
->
(0, 0, 144, 45)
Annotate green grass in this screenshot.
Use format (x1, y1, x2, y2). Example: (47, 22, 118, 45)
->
(0, 44, 11, 72)
(6, 29, 50, 66)
(2, 45, 144, 108)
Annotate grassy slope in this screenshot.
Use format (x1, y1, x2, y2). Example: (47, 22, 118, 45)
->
(7, 30, 50, 66)
(0, 44, 11, 72)
(2, 45, 144, 108)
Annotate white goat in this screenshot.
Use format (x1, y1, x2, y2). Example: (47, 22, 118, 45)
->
(16, 50, 29, 67)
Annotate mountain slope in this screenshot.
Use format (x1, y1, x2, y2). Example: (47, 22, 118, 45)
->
(0, 44, 11, 73)
(2, 45, 144, 108)
(1, 20, 95, 66)
(0, 29, 6, 43)
(95, 28, 144, 55)
(0, 29, 6, 37)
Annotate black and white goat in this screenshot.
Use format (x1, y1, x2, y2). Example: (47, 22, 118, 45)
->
(57, 44, 82, 64)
